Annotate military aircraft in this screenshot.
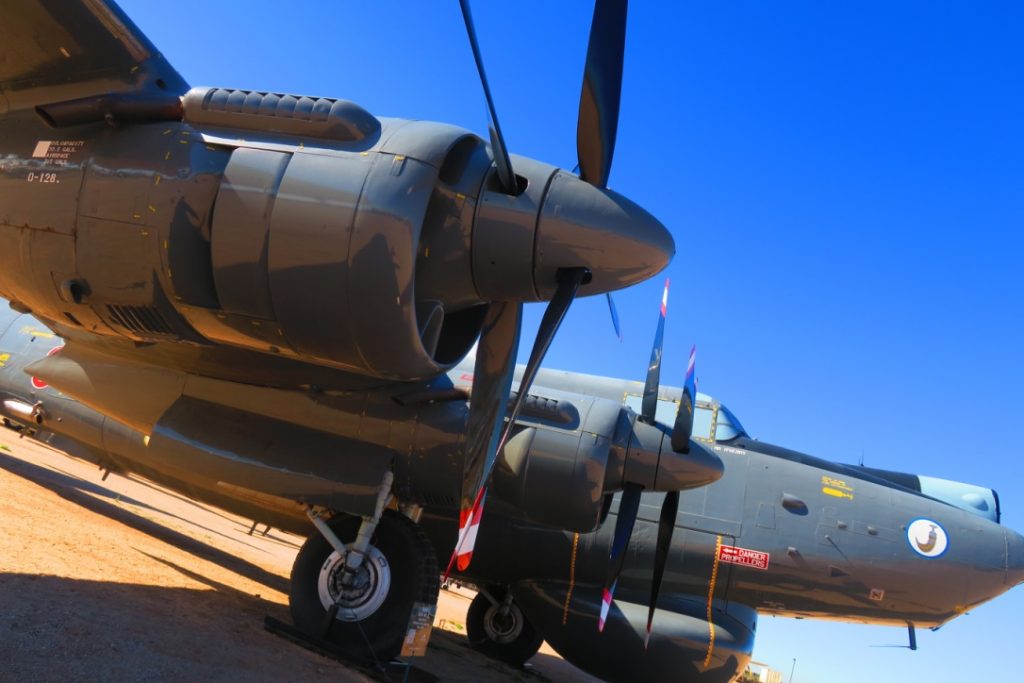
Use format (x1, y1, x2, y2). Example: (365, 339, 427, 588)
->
(2, 2, 1021, 682)
(0, 0, 694, 670)
(2, 291, 1023, 683)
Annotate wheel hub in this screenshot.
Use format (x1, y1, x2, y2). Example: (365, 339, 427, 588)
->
(317, 546, 391, 621)
(484, 603, 524, 644)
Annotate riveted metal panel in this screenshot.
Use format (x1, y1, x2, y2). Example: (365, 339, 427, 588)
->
(349, 154, 436, 377)
(76, 217, 155, 305)
(378, 120, 473, 168)
(0, 116, 92, 236)
(25, 343, 185, 434)
(471, 156, 557, 302)
(211, 147, 290, 319)
(150, 396, 393, 517)
(267, 151, 370, 367)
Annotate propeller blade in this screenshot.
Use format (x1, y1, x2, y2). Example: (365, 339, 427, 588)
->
(459, 302, 522, 518)
(644, 490, 679, 649)
(447, 484, 488, 577)
(640, 279, 669, 423)
(458, 0, 517, 194)
(599, 483, 642, 632)
(670, 345, 697, 453)
(447, 267, 589, 574)
(605, 292, 623, 342)
(497, 267, 590, 451)
(577, 0, 628, 188)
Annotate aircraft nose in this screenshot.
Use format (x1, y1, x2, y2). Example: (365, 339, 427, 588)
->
(533, 170, 675, 299)
(1005, 529, 1024, 587)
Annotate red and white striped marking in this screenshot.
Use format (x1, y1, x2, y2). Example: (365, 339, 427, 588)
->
(444, 488, 488, 578)
(660, 278, 670, 317)
(598, 584, 615, 632)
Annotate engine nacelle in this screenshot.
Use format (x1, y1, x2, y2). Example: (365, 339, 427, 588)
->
(0, 91, 496, 381)
(492, 391, 724, 532)
(174, 89, 496, 379)
(493, 395, 622, 532)
(0, 85, 672, 383)
(182, 137, 488, 379)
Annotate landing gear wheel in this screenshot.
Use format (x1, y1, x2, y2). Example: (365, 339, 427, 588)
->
(289, 509, 438, 662)
(466, 586, 544, 667)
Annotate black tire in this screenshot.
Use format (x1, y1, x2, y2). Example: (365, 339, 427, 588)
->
(466, 586, 544, 667)
(289, 510, 438, 662)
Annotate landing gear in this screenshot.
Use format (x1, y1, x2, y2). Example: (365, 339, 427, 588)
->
(289, 509, 439, 662)
(466, 585, 544, 667)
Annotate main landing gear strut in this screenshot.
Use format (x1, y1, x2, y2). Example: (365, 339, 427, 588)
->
(287, 472, 439, 663)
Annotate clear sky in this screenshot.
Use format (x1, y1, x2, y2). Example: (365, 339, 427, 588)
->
(118, 2, 1024, 681)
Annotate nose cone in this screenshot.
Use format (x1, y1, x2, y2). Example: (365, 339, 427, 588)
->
(534, 170, 675, 299)
(1006, 529, 1024, 587)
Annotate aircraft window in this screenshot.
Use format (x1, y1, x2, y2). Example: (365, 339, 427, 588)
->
(692, 406, 714, 441)
(623, 395, 682, 428)
(715, 404, 748, 441)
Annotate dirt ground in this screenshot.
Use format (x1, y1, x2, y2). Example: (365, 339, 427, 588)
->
(0, 427, 599, 683)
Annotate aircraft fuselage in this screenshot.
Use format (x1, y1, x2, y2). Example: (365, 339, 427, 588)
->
(1, 305, 1018, 638)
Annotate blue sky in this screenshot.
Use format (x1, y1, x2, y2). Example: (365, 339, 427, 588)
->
(119, 2, 1024, 681)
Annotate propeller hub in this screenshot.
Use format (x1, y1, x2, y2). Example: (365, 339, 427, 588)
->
(471, 159, 674, 303)
(607, 417, 724, 493)
(535, 171, 674, 300)
(654, 438, 723, 491)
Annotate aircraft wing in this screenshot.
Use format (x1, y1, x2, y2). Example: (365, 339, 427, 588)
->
(0, 0, 187, 115)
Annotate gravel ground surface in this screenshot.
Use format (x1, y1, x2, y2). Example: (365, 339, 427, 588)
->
(0, 427, 598, 683)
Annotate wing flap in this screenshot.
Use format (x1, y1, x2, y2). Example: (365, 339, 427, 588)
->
(0, 0, 187, 112)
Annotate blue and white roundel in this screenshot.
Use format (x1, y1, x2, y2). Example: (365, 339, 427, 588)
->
(907, 518, 948, 558)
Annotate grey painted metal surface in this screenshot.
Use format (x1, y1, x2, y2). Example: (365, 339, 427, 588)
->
(0, 2, 1019, 681)
(2, 304, 1022, 682)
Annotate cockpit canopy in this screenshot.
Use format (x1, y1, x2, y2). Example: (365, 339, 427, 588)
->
(623, 392, 748, 443)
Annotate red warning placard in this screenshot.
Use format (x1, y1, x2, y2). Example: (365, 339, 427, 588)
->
(718, 544, 770, 571)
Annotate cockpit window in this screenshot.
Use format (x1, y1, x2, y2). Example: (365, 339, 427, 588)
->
(622, 393, 748, 442)
(623, 395, 678, 427)
(715, 404, 747, 441)
(692, 405, 714, 440)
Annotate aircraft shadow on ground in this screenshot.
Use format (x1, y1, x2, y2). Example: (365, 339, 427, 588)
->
(0, 572, 335, 682)
(0, 449, 583, 682)
(0, 449, 290, 595)
(0, 569, 568, 683)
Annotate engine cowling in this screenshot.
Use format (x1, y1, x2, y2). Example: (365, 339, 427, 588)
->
(174, 89, 501, 379)
(493, 395, 621, 532)
(492, 391, 724, 532)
